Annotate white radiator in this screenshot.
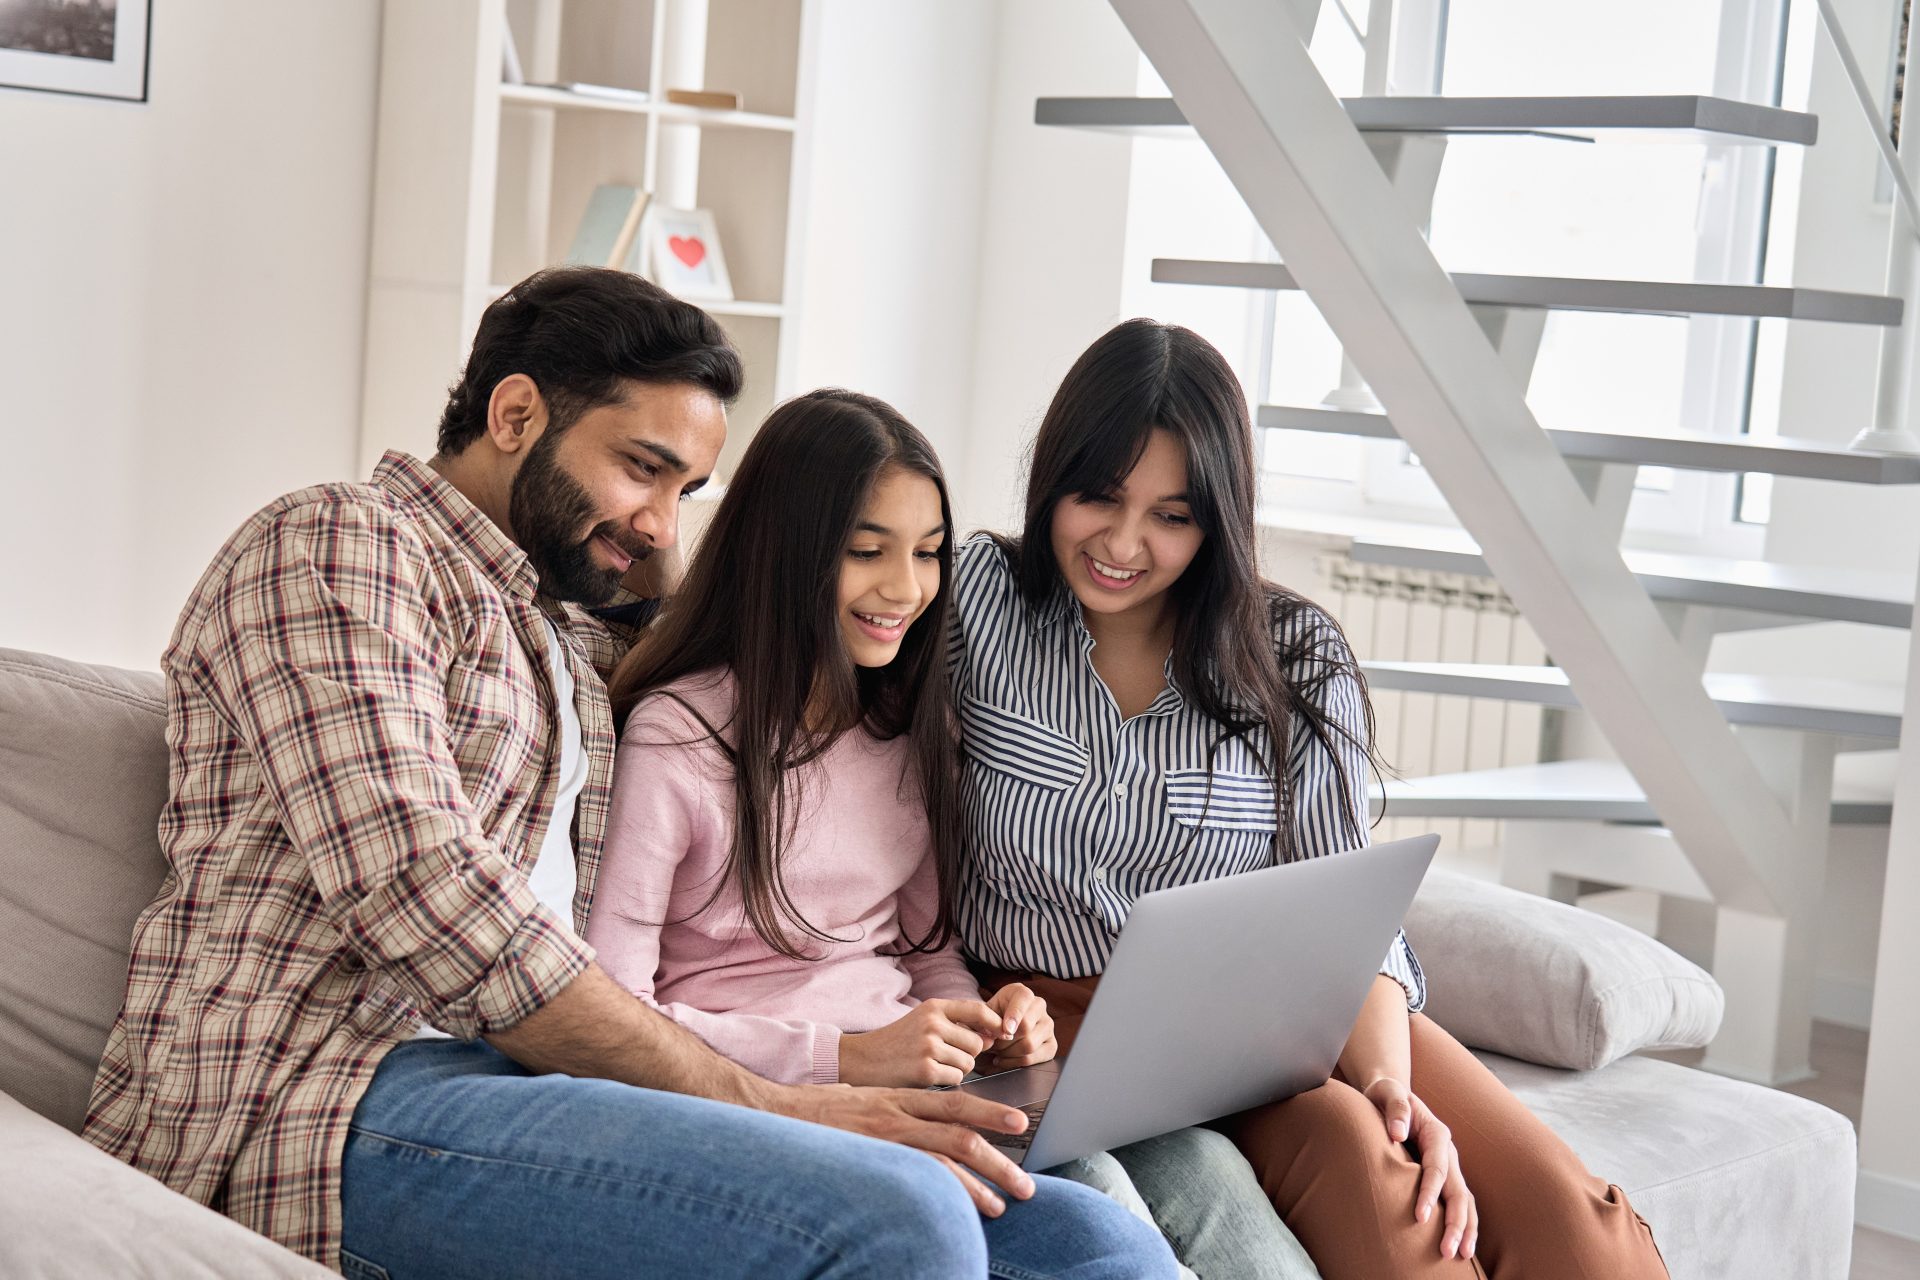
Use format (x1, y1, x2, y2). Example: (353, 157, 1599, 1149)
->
(1317, 554, 1547, 853)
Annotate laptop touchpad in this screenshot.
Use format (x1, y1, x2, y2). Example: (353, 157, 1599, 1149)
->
(946, 1061, 1059, 1109)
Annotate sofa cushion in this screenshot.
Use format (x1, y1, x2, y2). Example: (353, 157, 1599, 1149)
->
(1408, 870, 1723, 1070)
(1481, 1051, 1856, 1280)
(0, 1088, 332, 1278)
(0, 649, 170, 1132)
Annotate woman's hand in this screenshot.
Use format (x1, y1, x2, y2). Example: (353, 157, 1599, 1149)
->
(1362, 1076, 1478, 1261)
(839, 999, 1003, 1087)
(982, 983, 1056, 1067)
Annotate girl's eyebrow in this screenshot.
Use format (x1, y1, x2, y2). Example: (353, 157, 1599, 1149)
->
(854, 522, 949, 537)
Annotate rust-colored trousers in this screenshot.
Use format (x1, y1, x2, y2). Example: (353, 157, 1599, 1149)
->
(983, 970, 1668, 1280)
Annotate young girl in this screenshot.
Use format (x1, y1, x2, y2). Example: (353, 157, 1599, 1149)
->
(588, 388, 1287, 1278)
(949, 319, 1672, 1280)
(593, 389, 1049, 1094)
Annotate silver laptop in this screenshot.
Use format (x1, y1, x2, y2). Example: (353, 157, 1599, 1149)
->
(946, 833, 1439, 1170)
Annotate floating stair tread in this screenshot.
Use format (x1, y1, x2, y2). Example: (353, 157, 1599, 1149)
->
(1361, 661, 1904, 739)
(1034, 95, 1818, 145)
(1257, 509, 1917, 627)
(1368, 755, 1896, 824)
(1336, 527, 1914, 628)
(1156, 261, 1903, 325)
(1257, 404, 1920, 484)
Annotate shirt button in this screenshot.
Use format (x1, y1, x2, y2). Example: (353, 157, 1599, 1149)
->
(1093, 867, 1108, 882)
(1111, 781, 1127, 798)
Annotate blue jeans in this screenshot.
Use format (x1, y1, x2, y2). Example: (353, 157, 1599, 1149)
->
(339, 1041, 1176, 1279)
(1050, 1129, 1321, 1279)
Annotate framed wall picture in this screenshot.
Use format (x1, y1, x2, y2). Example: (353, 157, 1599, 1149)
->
(0, 0, 151, 102)
(645, 206, 733, 302)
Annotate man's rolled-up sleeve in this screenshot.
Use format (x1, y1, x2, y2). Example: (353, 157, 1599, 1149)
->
(204, 507, 592, 1040)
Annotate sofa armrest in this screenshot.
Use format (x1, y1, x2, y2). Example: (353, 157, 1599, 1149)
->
(0, 1090, 332, 1278)
(1405, 870, 1724, 1070)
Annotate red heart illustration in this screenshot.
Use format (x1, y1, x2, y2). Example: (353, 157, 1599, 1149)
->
(668, 235, 706, 269)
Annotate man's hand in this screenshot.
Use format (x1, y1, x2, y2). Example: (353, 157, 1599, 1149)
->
(839, 999, 1004, 1087)
(1362, 1076, 1478, 1261)
(771, 1082, 1036, 1216)
(981, 983, 1056, 1068)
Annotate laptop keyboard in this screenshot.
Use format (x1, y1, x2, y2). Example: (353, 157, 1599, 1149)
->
(986, 1099, 1050, 1152)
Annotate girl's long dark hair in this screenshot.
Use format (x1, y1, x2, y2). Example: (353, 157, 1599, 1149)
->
(1000, 318, 1384, 856)
(607, 389, 962, 959)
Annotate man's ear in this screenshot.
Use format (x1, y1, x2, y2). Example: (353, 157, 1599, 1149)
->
(483, 374, 547, 456)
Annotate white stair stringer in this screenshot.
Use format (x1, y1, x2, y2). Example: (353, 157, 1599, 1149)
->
(1105, 0, 1818, 1083)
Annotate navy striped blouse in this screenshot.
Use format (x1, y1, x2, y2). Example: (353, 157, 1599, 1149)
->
(948, 534, 1425, 1010)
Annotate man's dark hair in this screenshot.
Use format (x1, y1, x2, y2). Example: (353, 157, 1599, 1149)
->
(436, 267, 744, 456)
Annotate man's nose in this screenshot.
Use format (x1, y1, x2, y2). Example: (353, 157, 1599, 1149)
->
(626, 499, 673, 554)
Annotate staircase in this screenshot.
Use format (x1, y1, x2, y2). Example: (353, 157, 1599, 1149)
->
(1046, 0, 1920, 1233)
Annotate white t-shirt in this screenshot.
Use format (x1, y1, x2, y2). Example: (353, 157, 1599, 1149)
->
(413, 616, 587, 1041)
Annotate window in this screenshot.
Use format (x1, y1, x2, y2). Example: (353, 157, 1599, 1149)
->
(1124, 0, 1793, 555)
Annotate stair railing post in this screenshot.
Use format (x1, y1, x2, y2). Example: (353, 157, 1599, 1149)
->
(1811, 0, 1920, 452)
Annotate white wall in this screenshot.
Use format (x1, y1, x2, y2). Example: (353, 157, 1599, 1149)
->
(786, 1, 998, 485)
(788, 0, 1140, 537)
(957, 0, 1140, 535)
(0, 1, 381, 671)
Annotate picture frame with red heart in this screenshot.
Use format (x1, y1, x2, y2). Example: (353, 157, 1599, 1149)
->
(643, 204, 734, 302)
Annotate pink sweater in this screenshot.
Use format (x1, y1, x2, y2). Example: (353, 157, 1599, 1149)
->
(585, 671, 981, 1084)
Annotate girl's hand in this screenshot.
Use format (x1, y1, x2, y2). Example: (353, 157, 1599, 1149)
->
(1362, 1076, 1478, 1261)
(840, 999, 1004, 1087)
(983, 984, 1056, 1067)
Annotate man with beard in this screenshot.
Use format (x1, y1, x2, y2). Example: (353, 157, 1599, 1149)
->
(81, 268, 1169, 1279)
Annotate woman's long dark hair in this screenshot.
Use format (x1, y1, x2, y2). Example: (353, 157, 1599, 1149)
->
(607, 389, 962, 959)
(1000, 318, 1385, 856)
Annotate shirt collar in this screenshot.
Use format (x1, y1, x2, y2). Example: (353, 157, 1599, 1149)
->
(371, 451, 540, 603)
(1028, 577, 1078, 633)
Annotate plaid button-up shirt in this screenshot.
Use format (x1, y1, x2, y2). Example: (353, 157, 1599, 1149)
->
(82, 452, 644, 1267)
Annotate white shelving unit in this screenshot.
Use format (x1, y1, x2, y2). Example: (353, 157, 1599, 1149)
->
(359, 0, 816, 481)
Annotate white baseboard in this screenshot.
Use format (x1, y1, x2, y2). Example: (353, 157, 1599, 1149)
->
(1858, 1170, 1920, 1242)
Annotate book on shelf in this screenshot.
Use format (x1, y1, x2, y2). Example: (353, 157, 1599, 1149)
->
(663, 88, 741, 111)
(566, 186, 652, 271)
(526, 81, 651, 104)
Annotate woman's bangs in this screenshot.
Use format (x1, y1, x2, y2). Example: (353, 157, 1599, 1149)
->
(1058, 412, 1157, 501)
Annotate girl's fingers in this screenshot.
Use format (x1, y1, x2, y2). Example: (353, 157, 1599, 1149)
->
(931, 1039, 978, 1076)
(933, 1015, 989, 1058)
(941, 1003, 1003, 1046)
(995, 1029, 1057, 1065)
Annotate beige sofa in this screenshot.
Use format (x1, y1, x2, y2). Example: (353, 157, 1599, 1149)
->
(0, 647, 1858, 1278)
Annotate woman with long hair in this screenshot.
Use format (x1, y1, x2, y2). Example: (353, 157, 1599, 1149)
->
(949, 319, 1671, 1279)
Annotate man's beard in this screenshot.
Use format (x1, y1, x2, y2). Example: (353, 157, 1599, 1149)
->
(509, 428, 652, 605)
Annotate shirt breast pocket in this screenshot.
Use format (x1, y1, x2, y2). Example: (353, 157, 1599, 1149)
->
(1165, 768, 1280, 835)
(960, 696, 1089, 791)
